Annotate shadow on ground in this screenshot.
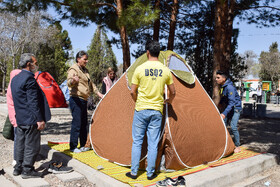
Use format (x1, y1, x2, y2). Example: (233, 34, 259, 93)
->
(238, 116, 280, 160)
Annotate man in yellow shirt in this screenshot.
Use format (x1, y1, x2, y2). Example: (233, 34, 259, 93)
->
(126, 40, 176, 180)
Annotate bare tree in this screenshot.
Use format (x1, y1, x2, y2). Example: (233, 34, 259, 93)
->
(241, 50, 258, 78)
(0, 10, 57, 96)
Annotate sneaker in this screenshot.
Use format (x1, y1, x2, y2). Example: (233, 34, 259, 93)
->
(126, 172, 137, 179)
(70, 148, 81, 153)
(13, 169, 22, 176)
(177, 176, 186, 187)
(147, 173, 157, 180)
(48, 161, 73, 174)
(21, 170, 42, 179)
(156, 177, 177, 186)
(80, 147, 90, 152)
(12, 160, 16, 166)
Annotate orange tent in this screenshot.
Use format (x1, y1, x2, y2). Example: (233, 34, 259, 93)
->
(89, 51, 235, 170)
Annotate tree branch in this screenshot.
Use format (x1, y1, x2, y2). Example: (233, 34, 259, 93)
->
(91, 3, 117, 12)
(47, 0, 117, 13)
(237, 5, 280, 11)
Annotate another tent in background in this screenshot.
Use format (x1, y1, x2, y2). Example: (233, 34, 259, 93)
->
(59, 80, 70, 102)
(89, 51, 235, 170)
(35, 71, 68, 108)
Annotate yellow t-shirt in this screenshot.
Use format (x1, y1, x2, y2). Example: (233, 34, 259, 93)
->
(132, 60, 173, 113)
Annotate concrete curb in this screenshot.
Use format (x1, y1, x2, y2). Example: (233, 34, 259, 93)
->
(5, 167, 50, 187)
(39, 144, 130, 187)
(0, 175, 17, 187)
(39, 144, 278, 187)
(183, 153, 278, 187)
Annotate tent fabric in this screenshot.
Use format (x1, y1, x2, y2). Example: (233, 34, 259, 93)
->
(89, 50, 235, 170)
(35, 71, 68, 108)
(60, 80, 70, 101)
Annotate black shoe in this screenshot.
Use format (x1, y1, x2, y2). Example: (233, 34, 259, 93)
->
(156, 177, 178, 186)
(147, 173, 157, 180)
(21, 170, 42, 179)
(177, 176, 186, 187)
(48, 161, 73, 174)
(13, 169, 22, 176)
(126, 172, 137, 179)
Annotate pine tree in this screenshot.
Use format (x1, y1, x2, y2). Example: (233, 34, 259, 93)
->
(35, 22, 72, 84)
(87, 26, 118, 90)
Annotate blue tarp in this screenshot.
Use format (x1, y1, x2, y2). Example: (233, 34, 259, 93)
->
(59, 80, 70, 101)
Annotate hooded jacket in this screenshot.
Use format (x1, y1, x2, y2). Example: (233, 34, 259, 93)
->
(7, 69, 21, 127)
(220, 79, 242, 117)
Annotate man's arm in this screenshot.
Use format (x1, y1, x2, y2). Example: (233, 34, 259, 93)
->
(130, 84, 138, 102)
(67, 69, 79, 87)
(90, 81, 104, 99)
(222, 85, 236, 118)
(26, 77, 46, 130)
(165, 83, 176, 104)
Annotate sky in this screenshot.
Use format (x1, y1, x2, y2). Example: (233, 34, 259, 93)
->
(56, 14, 280, 66)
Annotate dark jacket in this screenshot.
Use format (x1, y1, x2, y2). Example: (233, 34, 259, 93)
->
(220, 79, 242, 117)
(11, 70, 51, 126)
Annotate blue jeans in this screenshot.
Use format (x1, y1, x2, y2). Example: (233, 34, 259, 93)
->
(131, 110, 162, 177)
(224, 108, 241, 147)
(69, 96, 88, 150)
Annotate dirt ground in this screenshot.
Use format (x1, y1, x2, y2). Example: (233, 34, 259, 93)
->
(0, 114, 95, 186)
(0, 113, 279, 186)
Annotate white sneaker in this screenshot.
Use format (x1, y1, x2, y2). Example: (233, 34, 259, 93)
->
(70, 148, 81, 153)
(12, 160, 16, 166)
(80, 147, 90, 152)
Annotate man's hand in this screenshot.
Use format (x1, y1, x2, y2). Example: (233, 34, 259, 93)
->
(165, 83, 175, 104)
(71, 73, 79, 85)
(37, 121, 45, 130)
(98, 92, 104, 99)
(221, 114, 226, 120)
(164, 98, 172, 104)
(130, 84, 138, 102)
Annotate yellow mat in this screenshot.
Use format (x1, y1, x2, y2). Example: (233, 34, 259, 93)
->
(48, 142, 260, 187)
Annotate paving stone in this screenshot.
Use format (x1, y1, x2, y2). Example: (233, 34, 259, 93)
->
(5, 167, 50, 187)
(55, 171, 84, 182)
(0, 175, 17, 187)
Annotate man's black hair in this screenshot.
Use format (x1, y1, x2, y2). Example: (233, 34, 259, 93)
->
(216, 70, 228, 79)
(145, 40, 160, 57)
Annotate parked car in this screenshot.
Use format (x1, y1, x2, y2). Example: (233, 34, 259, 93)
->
(248, 87, 258, 100)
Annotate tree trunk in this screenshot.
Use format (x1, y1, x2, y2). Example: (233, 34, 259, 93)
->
(12, 55, 16, 69)
(153, 0, 160, 41)
(212, 0, 234, 105)
(167, 0, 178, 51)
(116, 0, 131, 73)
(120, 26, 131, 72)
(2, 71, 6, 96)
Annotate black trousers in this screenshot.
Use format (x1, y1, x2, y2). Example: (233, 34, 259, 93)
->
(257, 96, 262, 103)
(69, 96, 88, 150)
(14, 124, 40, 172)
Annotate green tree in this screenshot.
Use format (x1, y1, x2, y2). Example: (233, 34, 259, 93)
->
(0, 0, 158, 72)
(35, 22, 72, 84)
(212, 0, 280, 104)
(176, 1, 247, 95)
(259, 42, 280, 90)
(87, 26, 118, 90)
